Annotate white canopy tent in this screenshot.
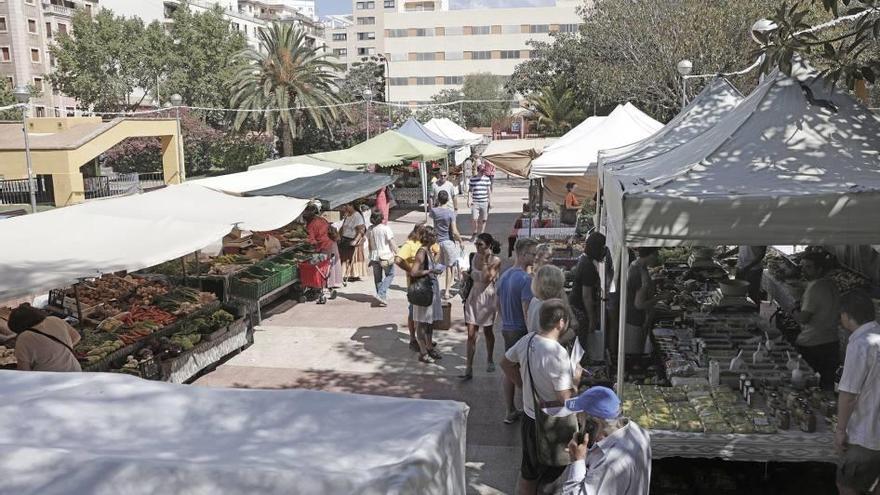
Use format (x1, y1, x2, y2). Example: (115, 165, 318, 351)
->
(530, 103, 663, 178)
(424, 117, 484, 146)
(603, 65, 880, 393)
(188, 164, 333, 195)
(0, 185, 308, 300)
(0, 371, 468, 495)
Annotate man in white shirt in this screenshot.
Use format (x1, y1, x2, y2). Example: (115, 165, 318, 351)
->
(559, 386, 651, 495)
(836, 290, 880, 495)
(431, 170, 458, 211)
(501, 299, 576, 494)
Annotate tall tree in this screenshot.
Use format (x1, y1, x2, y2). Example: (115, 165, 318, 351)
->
(230, 23, 344, 156)
(526, 81, 584, 136)
(460, 73, 511, 128)
(337, 57, 387, 102)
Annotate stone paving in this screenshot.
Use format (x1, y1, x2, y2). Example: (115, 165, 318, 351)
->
(195, 178, 531, 494)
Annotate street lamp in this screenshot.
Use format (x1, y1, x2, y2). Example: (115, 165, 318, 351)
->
(676, 59, 693, 110)
(362, 88, 373, 139)
(13, 85, 37, 213)
(169, 93, 184, 182)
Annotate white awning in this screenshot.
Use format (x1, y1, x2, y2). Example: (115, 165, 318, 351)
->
(188, 164, 333, 195)
(424, 117, 484, 145)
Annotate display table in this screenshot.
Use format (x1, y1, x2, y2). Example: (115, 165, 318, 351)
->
(651, 429, 836, 463)
(0, 371, 469, 495)
(164, 318, 250, 384)
(507, 226, 577, 256)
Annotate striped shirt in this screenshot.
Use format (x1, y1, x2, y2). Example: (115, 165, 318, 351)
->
(469, 175, 491, 203)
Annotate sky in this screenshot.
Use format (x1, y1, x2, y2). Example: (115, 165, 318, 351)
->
(316, 0, 555, 16)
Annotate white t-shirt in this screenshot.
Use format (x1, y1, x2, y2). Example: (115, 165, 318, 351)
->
(432, 181, 456, 209)
(367, 224, 395, 262)
(341, 213, 365, 238)
(505, 333, 573, 419)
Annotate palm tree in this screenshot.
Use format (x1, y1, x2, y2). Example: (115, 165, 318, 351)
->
(230, 23, 344, 156)
(526, 81, 584, 136)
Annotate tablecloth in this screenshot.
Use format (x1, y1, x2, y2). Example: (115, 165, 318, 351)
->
(0, 371, 468, 495)
(651, 429, 836, 463)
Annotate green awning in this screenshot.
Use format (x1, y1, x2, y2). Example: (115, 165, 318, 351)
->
(309, 130, 446, 167)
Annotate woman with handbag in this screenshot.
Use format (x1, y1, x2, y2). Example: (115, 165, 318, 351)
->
(409, 226, 444, 363)
(560, 182, 580, 226)
(366, 210, 398, 307)
(339, 204, 366, 282)
(461, 233, 502, 380)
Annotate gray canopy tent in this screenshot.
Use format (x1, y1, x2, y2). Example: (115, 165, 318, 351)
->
(601, 65, 880, 394)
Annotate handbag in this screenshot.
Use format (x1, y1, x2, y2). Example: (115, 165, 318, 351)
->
(525, 335, 579, 467)
(459, 253, 476, 302)
(560, 208, 578, 226)
(407, 248, 434, 307)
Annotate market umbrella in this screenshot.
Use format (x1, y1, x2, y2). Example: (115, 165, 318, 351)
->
(309, 130, 446, 166)
(397, 117, 462, 148)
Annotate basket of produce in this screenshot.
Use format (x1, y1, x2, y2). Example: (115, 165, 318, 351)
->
(230, 265, 289, 300)
(153, 287, 216, 316)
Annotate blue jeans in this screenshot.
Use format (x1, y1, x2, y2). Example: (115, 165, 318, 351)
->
(372, 261, 395, 300)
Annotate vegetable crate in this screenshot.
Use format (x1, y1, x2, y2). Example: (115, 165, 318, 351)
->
(230, 266, 290, 301)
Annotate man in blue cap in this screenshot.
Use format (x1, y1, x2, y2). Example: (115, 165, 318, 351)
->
(559, 386, 652, 495)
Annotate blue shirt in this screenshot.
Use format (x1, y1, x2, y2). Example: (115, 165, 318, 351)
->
(497, 267, 533, 332)
(430, 207, 455, 242)
(469, 175, 491, 203)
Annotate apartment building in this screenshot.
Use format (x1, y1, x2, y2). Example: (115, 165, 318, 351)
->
(323, 0, 580, 104)
(0, 0, 98, 117)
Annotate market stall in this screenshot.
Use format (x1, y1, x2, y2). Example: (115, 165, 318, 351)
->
(0, 370, 469, 495)
(598, 63, 880, 462)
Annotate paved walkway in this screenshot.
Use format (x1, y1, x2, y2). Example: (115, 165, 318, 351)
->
(195, 178, 531, 494)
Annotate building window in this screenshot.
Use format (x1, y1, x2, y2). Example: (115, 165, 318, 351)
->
(357, 47, 376, 56)
(27, 19, 38, 34)
(445, 51, 463, 60)
(332, 33, 347, 41)
(356, 1, 375, 9)
(5, 76, 14, 89)
(470, 51, 491, 60)
(470, 25, 490, 35)
(502, 24, 519, 34)
(500, 50, 520, 59)
(356, 16, 375, 25)
(414, 52, 436, 61)
(32, 77, 43, 92)
(414, 28, 432, 37)
(0, 17, 6, 33)
(46, 22, 52, 38)
(333, 48, 347, 56)
(390, 52, 407, 61)
(25, 0, 35, 4)
(415, 77, 434, 85)
(35, 106, 45, 117)
(0, 47, 10, 62)
(387, 29, 407, 37)
(357, 32, 375, 41)
(558, 23, 579, 33)
(389, 77, 408, 86)
(443, 76, 463, 85)
(30, 49, 40, 63)
(444, 26, 463, 36)
(530, 24, 550, 33)
(384, 0, 395, 7)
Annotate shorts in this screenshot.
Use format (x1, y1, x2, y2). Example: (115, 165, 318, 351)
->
(472, 202, 489, 222)
(439, 240, 460, 266)
(520, 414, 566, 483)
(838, 444, 880, 492)
(503, 328, 528, 351)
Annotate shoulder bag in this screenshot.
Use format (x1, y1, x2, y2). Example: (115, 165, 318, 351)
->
(525, 334, 579, 467)
(459, 252, 477, 302)
(23, 327, 77, 358)
(407, 248, 434, 307)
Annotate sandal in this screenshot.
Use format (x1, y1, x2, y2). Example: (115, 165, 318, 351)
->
(428, 349, 442, 360)
(486, 362, 496, 372)
(419, 354, 435, 364)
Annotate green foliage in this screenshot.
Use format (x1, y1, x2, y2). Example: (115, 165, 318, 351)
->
(509, 0, 786, 122)
(338, 58, 386, 102)
(230, 23, 345, 156)
(526, 81, 584, 136)
(460, 72, 511, 127)
(412, 89, 466, 123)
(0, 79, 20, 120)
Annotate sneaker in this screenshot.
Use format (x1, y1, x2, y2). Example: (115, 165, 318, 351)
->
(378, 299, 388, 307)
(428, 349, 442, 360)
(418, 354, 435, 364)
(503, 410, 522, 424)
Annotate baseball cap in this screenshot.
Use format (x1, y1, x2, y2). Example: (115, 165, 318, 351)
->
(564, 386, 620, 419)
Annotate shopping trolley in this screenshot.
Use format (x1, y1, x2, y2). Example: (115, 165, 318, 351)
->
(298, 253, 337, 304)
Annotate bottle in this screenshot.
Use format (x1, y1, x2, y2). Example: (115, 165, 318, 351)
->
(777, 410, 791, 430)
(752, 342, 767, 364)
(730, 349, 745, 371)
(739, 373, 747, 393)
(813, 372, 822, 390)
(747, 386, 756, 406)
(743, 380, 752, 400)
(792, 360, 806, 390)
(764, 331, 774, 352)
(709, 360, 720, 387)
(786, 351, 797, 371)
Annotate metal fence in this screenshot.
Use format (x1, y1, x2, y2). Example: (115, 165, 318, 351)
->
(0, 173, 167, 206)
(0, 176, 55, 205)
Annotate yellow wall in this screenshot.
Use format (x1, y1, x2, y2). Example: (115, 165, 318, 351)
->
(0, 118, 182, 206)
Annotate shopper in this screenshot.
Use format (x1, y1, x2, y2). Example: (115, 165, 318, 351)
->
(561, 182, 580, 226)
(409, 226, 444, 363)
(532, 243, 553, 274)
(560, 386, 652, 495)
(625, 247, 659, 355)
(526, 265, 567, 335)
(430, 190, 463, 300)
(366, 211, 398, 307)
(395, 224, 436, 352)
(375, 186, 391, 224)
(9, 303, 82, 372)
(431, 170, 458, 211)
(461, 233, 502, 380)
(835, 290, 880, 495)
(303, 204, 342, 289)
(468, 163, 493, 240)
(735, 246, 768, 306)
(501, 299, 577, 494)
(497, 237, 540, 424)
(570, 233, 606, 355)
(793, 251, 841, 390)
(339, 204, 366, 282)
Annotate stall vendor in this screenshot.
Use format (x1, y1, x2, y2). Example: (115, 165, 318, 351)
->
(561, 182, 580, 226)
(8, 303, 81, 372)
(625, 248, 659, 355)
(302, 204, 343, 289)
(735, 245, 767, 305)
(792, 251, 840, 390)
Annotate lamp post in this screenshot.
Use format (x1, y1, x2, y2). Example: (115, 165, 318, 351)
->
(676, 59, 693, 110)
(362, 88, 373, 139)
(376, 54, 391, 125)
(13, 86, 37, 213)
(169, 93, 184, 182)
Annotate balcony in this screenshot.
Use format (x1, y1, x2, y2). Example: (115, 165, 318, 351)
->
(42, 2, 75, 17)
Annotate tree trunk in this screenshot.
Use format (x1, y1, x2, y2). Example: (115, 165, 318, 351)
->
(281, 124, 294, 157)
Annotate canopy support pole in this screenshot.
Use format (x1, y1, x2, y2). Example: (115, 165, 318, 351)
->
(616, 242, 629, 398)
(528, 179, 534, 238)
(420, 161, 429, 223)
(538, 179, 544, 223)
(181, 256, 188, 284)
